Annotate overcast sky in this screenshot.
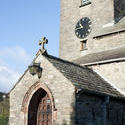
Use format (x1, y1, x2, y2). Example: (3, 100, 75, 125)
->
(0, 0, 60, 92)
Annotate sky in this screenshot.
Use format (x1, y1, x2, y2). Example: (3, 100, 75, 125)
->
(0, 0, 60, 92)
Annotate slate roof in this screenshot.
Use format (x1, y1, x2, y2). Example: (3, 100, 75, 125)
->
(73, 46, 125, 65)
(43, 54, 125, 98)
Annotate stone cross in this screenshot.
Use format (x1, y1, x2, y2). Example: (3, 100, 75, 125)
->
(39, 37, 48, 52)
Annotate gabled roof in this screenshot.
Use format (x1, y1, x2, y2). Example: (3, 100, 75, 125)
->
(43, 53, 125, 98)
(73, 46, 125, 65)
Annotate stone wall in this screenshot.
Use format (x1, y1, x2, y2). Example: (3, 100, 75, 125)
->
(91, 61, 125, 93)
(75, 92, 105, 125)
(75, 92, 125, 125)
(108, 98, 125, 125)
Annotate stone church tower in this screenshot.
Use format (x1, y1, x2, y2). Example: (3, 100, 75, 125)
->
(9, 0, 125, 125)
(60, 0, 125, 93)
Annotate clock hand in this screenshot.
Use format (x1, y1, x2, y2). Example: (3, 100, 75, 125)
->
(75, 23, 84, 30)
(75, 26, 83, 30)
(79, 23, 83, 28)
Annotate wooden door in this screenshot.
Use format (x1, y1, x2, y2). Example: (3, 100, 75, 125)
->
(37, 94, 52, 125)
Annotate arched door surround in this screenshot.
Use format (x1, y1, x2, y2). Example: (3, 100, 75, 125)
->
(21, 82, 55, 125)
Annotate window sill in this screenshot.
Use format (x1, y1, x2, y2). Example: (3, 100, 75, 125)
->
(79, 2, 91, 8)
(80, 48, 88, 51)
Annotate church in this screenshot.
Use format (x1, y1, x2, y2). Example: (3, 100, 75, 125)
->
(9, 0, 125, 125)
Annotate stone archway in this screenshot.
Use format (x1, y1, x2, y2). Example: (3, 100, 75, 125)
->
(21, 82, 55, 125)
(28, 88, 52, 125)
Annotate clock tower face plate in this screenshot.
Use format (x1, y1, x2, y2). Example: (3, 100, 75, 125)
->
(75, 17, 92, 39)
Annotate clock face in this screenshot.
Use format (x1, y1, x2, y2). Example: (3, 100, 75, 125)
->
(75, 17, 92, 39)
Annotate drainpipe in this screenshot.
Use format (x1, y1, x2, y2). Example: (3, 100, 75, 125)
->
(103, 96, 110, 125)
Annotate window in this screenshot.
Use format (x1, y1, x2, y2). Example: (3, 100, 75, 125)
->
(80, 0, 91, 7)
(80, 40, 87, 51)
(114, 0, 125, 23)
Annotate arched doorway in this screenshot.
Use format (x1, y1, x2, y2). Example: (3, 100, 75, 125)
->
(28, 88, 52, 125)
(37, 93, 52, 125)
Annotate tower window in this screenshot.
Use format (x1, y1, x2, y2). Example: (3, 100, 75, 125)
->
(80, 0, 91, 7)
(80, 40, 87, 51)
(114, 0, 125, 23)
